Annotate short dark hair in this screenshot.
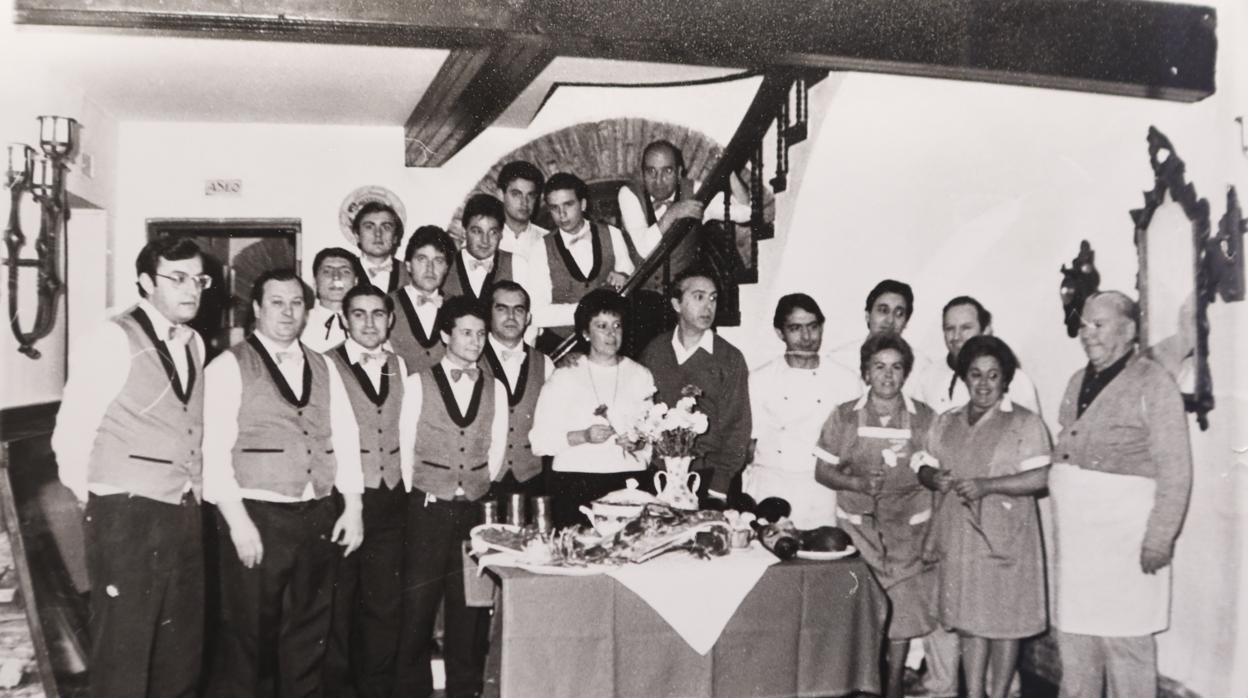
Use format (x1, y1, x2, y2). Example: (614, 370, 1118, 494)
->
(462, 194, 505, 229)
(403, 225, 455, 264)
(437, 295, 488, 335)
(574, 288, 628, 338)
(490, 279, 530, 310)
(864, 279, 915, 320)
(351, 201, 403, 238)
(249, 268, 313, 309)
(773, 293, 825, 330)
(543, 172, 589, 204)
(497, 161, 544, 193)
(642, 139, 686, 173)
(312, 246, 366, 280)
(942, 295, 992, 331)
(668, 267, 718, 300)
(859, 332, 915, 380)
(342, 284, 394, 315)
(955, 335, 1018, 390)
(135, 237, 203, 297)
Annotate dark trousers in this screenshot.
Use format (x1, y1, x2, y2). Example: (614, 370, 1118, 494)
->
(395, 490, 488, 698)
(324, 483, 407, 698)
(485, 468, 545, 504)
(545, 469, 640, 529)
(208, 498, 338, 698)
(85, 492, 204, 698)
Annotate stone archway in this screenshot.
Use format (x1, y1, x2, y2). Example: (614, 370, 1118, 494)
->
(447, 118, 723, 240)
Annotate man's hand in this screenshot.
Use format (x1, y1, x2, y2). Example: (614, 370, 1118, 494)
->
(1140, 544, 1173, 574)
(859, 470, 885, 496)
(606, 271, 629, 291)
(227, 514, 264, 568)
(658, 200, 704, 233)
(917, 465, 952, 493)
(584, 424, 615, 444)
(333, 496, 365, 557)
(954, 478, 990, 502)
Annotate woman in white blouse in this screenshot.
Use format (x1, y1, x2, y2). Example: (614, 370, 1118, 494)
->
(530, 289, 655, 528)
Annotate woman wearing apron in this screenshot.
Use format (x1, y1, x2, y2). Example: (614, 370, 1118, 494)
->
(815, 333, 936, 698)
(919, 336, 1051, 698)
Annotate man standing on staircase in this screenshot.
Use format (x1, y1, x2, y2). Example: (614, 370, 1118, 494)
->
(640, 268, 751, 501)
(496, 160, 548, 264)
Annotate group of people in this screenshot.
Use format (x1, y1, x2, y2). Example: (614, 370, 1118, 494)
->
(51, 138, 1192, 698)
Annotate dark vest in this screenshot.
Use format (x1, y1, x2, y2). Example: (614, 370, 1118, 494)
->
(410, 364, 496, 501)
(441, 250, 514, 302)
(328, 346, 404, 490)
(623, 178, 701, 294)
(543, 222, 618, 335)
(388, 289, 445, 375)
(482, 343, 545, 483)
(228, 337, 336, 499)
(86, 307, 204, 504)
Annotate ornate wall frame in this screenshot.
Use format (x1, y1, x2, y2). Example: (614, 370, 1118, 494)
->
(1129, 127, 1213, 430)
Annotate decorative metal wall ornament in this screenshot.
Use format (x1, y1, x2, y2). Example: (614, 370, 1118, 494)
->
(1210, 186, 1245, 302)
(4, 116, 77, 359)
(1059, 240, 1100, 338)
(1129, 126, 1215, 430)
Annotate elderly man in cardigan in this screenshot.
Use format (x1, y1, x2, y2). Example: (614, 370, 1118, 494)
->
(640, 268, 751, 500)
(1049, 290, 1192, 698)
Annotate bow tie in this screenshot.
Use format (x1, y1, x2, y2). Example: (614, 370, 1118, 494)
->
(499, 347, 524, 362)
(166, 325, 192, 347)
(563, 230, 589, 246)
(367, 259, 394, 276)
(358, 351, 385, 366)
(450, 367, 480, 383)
(468, 257, 493, 273)
(274, 349, 302, 365)
(415, 292, 442, 307)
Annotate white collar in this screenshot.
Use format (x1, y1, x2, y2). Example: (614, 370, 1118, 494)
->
(309, 302, 341, 318)
(137, 298, 178, 340)
(403, 285, 442, 303)
(671, 328, 715, 357)
(559, 220, 591, 241)
(439, 355, 479, 374)
(343, 337, 388, 364)
(462, 248, 494, 267)
(488, 333, 525, 360)
(254, 330, 302, 358)
(505, 221, 541, 238)
(853, 389, 917, 414)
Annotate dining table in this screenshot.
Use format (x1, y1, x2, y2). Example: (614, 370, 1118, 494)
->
(473, 554, 889, 698)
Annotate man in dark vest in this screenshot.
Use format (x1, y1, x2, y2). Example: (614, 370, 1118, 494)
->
(396, 296, 508, 698)
(482, 280, 553, 500)
(323, 285, 408, 697)
(53, 237, 208, 698)
(640, 268, 751, 501)
(528, 172, 635, 353)
(203, 269, 365, 697)
(389, 225, 455, 375)
(441, 194, 515, 303)
(353, 201, 412, 293)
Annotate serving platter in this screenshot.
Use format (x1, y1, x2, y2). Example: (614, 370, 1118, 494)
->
(795, 546, 857, 561)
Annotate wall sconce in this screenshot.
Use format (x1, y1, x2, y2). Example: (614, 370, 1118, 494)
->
(1237, 116, 1248, 158)
(3, 115, 77, 359)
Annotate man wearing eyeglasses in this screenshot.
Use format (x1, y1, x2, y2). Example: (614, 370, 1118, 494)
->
(352, 201, 411, 293)
(53, 237, 211, 697)
(302, 247, 366, 353)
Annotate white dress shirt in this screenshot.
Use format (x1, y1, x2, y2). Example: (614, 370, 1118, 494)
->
(498, 221, 547, 261)
(915, 357, 1041, 416)
(529, 357, 656, 473)
(53, 299, 204, 502)
(487, 334, 553, 388)
(202, 332, 363, 504)
(401, 286, 443, 335)
(529, 220, 635, 331)
(361, 254, 396, 293)
(301, 303, 347, 354)
(616, 183, 751, 258)
(342, 338, 408, 393)
(671, 327, 716, 366)
(398, 357, 509, 491)
(460, 249, 495, 298)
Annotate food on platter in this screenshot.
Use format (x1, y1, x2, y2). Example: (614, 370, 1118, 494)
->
(798, 526, 854, 553)
(607, 504, 732, 562)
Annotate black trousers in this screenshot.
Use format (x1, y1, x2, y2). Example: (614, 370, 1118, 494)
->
(85, 492, 204, 698)
(485, 468, 546, 504)
(394, 490, 488, 698)
(324, 483, 407, 698)
(207, 498, 338, 698)
(545, 469, 641, 530)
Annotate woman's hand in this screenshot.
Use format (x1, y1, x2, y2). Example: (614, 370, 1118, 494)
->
(917, 466, 952, 493)
(953, 477, 991, 501)
(858, 470, 885, 496)
(583, 424, 615, 444)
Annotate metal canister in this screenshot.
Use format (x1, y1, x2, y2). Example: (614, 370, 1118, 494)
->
(506, 493, 527, 527)
(531, 496, 554, 533)
(481, 500, 499, 526)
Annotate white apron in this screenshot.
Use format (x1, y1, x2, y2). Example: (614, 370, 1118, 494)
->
(742, 464, 836, 530)
(1049, 462, 1171, 636)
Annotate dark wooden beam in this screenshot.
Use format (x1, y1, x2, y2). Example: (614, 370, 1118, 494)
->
(15, 0, 1218, 102)
(405, 37, 556, 167)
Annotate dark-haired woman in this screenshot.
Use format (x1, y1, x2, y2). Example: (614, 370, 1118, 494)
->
(530, 289, 655, 528)
(919, 335, 1051, 698)
(814, 333, 937, 698)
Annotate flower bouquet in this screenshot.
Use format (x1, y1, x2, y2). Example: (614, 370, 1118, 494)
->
(620, 385, 709, 509)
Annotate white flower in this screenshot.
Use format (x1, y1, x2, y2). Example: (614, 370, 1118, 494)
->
(689, 412, 709, 434)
